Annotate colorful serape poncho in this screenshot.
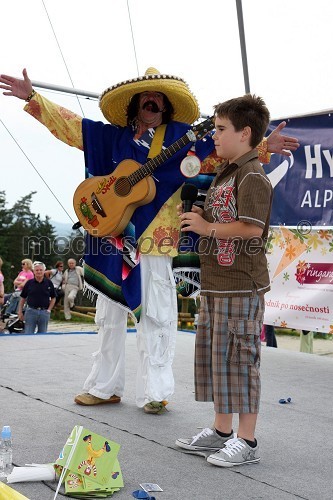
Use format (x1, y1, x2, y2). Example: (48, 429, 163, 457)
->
(82, 119, 214, 320)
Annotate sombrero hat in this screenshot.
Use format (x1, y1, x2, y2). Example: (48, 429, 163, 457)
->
(99, 67, 200, 126)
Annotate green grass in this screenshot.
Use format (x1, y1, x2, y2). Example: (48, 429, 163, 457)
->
(275, 328, 299, 337)
(50, 309, 95, 323)
(275, 328, 330, 339)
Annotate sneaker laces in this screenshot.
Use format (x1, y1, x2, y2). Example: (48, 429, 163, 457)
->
(191, 428, 213, 444)
(220, 437, 245, 457)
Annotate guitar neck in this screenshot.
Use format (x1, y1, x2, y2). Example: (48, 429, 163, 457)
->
(128, 132, 193, 186)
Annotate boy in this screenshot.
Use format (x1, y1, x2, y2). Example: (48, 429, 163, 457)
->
(175, 94, 272, 467)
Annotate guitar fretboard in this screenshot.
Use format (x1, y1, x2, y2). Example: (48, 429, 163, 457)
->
(128, 134, 192, 186)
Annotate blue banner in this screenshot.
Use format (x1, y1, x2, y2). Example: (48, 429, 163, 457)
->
(264, 113, 333, 227)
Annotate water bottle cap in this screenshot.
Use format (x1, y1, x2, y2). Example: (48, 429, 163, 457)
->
(1, 426, 11, 438)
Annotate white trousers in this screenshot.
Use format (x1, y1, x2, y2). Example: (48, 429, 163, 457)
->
(83, 254, 178, 407)
(63, 284, 79, 319)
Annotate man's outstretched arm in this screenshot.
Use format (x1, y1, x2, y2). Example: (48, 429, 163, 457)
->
(0, 68, 83, 149)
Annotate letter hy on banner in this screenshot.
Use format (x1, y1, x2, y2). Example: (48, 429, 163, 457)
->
(264, 112, 333, 226)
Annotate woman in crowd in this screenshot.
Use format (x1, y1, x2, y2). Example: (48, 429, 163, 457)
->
(5, 259, 34, 315)
(45, 260, 64, 306)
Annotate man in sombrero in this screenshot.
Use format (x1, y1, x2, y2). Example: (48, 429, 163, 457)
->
(0, 67, 299, 414)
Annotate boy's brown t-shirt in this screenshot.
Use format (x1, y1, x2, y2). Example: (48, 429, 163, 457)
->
(199, 150, 273, 297)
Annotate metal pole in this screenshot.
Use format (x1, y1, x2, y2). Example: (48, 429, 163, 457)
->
(30, 79, 99, 99)
(236, 0, 250, 94)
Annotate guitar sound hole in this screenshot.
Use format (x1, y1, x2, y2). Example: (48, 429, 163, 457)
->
(114, 177, 132, 196)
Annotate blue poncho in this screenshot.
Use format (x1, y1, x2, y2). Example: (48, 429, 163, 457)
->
(82, 118, 214, 319)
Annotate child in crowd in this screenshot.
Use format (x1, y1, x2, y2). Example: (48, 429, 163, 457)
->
(176, 94, 273, 467)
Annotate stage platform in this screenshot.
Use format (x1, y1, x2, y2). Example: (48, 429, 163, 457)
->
(0, 330, 332, 499)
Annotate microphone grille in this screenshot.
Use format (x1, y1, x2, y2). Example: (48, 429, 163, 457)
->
(181, 183, 198, 202)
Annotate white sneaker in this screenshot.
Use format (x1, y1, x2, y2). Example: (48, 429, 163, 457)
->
(207, 435, 260, 467)
(176, 428, 232, 454)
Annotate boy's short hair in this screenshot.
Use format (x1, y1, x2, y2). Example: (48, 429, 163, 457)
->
(214, 94, 270, 148)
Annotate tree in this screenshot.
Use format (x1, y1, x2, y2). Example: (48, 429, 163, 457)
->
(0, 191, 58, 290)
(0, 191, 87, 294)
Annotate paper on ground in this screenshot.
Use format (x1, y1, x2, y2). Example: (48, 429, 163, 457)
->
(7, 464, 56, 483)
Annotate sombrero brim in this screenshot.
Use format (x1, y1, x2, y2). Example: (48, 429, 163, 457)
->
(99, 74, 200, 126)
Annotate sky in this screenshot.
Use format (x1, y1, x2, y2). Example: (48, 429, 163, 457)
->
(1, 0, 333, 225)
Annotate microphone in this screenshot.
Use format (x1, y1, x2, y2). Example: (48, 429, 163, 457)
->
(179, 184, 198, 243)
(181, 183, 198, 213)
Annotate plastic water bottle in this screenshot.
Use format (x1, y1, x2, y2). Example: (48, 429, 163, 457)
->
(0, 426, 13, 477)
(0, 437, 5, 479)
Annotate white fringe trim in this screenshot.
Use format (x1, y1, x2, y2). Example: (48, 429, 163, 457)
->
(173, 267, 201, 298)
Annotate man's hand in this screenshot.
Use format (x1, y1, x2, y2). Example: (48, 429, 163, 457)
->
(0, 68, 33, 100)
(267, 121, 300, 157)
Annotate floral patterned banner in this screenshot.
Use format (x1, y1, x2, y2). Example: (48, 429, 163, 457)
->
(264, 227, 333, 334)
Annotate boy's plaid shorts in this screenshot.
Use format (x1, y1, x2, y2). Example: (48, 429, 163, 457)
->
(195, 293, 264, 414)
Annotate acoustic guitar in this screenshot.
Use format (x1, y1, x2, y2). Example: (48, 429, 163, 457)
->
(73, 117, 214, 237)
